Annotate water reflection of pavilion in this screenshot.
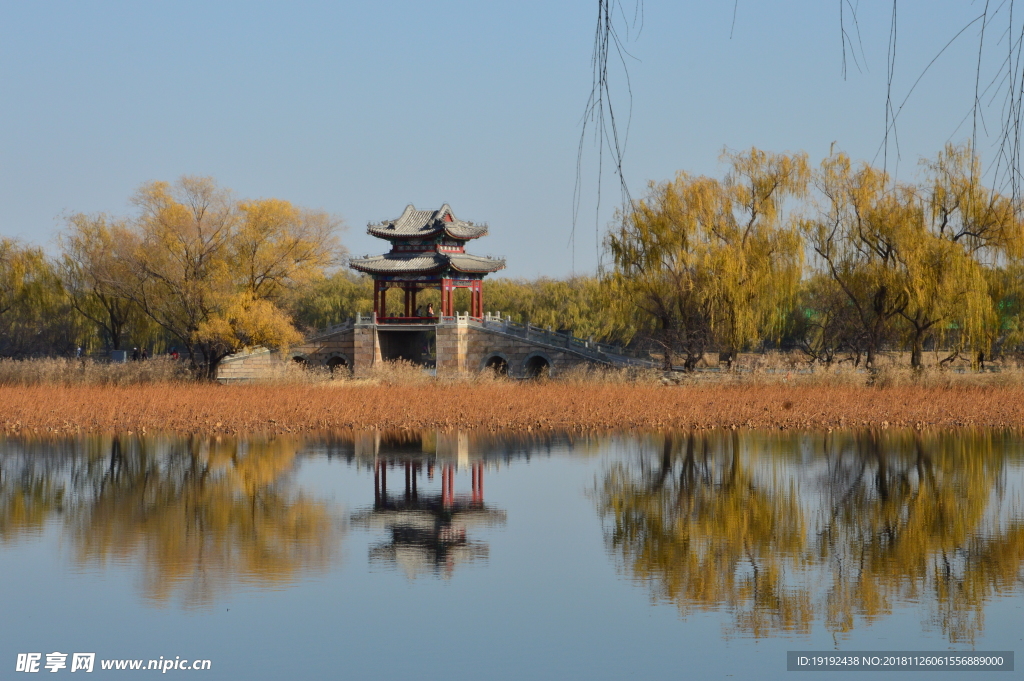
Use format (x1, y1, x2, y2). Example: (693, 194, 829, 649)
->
(349, 432, 514, 579)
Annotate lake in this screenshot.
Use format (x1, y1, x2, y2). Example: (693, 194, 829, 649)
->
(1, 429, 1021, 679)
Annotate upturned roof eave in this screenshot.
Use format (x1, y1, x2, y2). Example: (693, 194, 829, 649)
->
(365, 226, 488, 241)
(350, 256, 506, 276)
(349, 262, 448, 275)
(449, 260, 506, 274)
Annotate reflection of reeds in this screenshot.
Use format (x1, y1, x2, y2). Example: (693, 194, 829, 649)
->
(3, 381, 1024, 433)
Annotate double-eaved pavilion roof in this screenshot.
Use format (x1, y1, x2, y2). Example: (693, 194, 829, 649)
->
(350, 251, 505, 275)
(350, 203, 506, 277)
(366, 203, 488, 241)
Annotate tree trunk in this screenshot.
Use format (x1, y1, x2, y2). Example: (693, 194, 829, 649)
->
(682, 354, 698, 372)
(910, 332, 924, 371)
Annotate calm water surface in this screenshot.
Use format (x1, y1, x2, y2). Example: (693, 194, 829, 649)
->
(1, 430, 1022, 680)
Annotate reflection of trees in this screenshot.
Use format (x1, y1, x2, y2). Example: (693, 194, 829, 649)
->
(597, 430, 1024, 642)
(0, 435, 340, 608)
(598, 433, 811, 637)
(816, 430, 1024, 644)
(0, 438, 79, 543)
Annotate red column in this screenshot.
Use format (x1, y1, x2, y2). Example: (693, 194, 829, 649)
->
(403, 288, 412, 318)
(441, 279, 451, 316)
(372, 280, 380, 318)
(380, 286, 387, 319)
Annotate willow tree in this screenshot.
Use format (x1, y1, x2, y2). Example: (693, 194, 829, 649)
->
(898, 232, 991, 369)
(282, 271, 373, 332)
(804, 154, 914, 368)
(59, 214, 157, 352)
(0, 239, 79, 357)
(481, 276, 611, 340)
(922, 144, 1024, 363)
(605, 148, 807, 369)
(113, 177, 343, 378)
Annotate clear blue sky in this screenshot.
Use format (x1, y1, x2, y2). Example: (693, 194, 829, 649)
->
(0, 1, 1000, 277)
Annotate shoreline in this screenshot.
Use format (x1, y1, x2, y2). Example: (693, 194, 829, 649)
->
(3, 383, 1024, 435)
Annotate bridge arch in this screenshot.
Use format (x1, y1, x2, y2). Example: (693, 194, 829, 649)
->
(522, 351, 553, 379)
(323, 352, 351, 375)
(480, 352, 510, 376)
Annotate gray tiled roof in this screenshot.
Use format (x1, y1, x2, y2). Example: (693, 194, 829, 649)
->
(448, 254, 506, 273)
(350, 251, 506, 275)
(367, 204, 488, 240)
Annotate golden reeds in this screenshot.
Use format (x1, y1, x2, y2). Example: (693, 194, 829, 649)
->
(0, 357, 193, 386)
(3, 381, 1024, 435)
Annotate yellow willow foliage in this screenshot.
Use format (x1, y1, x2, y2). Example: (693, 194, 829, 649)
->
(59, 214, 158, 351)
(806, 155, 918, 366)
(810, 146, 1017, 366)
(195, 292, 303, 354)
(916, 144, 1023, 359)
(0, 239, 81, 356)
(481, 276, 611, 338)
(125, 177, 238, 337)
(984, 263, 1024, 351)
(284, 271, 374, 331)
(234, 198, 343, 299)
(605, 148, 807, 355)
(0, 239, 59, 318)
(898, 230, 993, 360)
(924, 142, 1024, 259)
(106, 177, 343, 375)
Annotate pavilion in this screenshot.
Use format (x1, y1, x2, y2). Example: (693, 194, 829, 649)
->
(349, 204, 505, 321)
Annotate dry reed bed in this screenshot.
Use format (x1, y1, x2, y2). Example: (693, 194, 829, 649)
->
(3, 382, 1024, 435)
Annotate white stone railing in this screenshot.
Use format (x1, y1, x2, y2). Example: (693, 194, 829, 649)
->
(306, 311, 652, 365)
(479, 312, 649, 363)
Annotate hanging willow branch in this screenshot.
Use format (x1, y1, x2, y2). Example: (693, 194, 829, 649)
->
(582, 1, 1024, 235)
(844, 1, 1024, 203)
(573, 0, 642, 272)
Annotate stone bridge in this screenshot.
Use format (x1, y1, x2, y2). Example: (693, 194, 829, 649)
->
(218, 313, 653, 381)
